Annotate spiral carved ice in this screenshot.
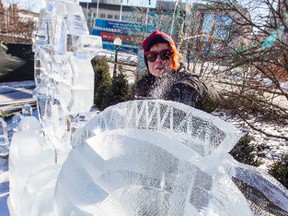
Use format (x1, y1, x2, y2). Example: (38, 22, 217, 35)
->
(55, 100, 247, 215)
(7, 0, 288, 216)
(54, 100, 288, 216)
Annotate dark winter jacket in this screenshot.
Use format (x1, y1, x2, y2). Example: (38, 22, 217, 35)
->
(135, 65, 221, 113)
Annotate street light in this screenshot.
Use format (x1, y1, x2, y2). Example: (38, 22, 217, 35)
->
(113, 36, 122, 78)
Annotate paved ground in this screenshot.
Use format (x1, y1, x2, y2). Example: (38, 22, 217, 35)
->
(0, 86, 36, 116)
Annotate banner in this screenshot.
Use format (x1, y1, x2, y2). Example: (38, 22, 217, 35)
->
(91, 18, 155, 53)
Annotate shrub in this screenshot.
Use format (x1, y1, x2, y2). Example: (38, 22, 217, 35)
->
(91, 57, 112, 110)
(229, 134, 263, 167)
(268, 154, 288, 189)
(101, 73, 131, 110)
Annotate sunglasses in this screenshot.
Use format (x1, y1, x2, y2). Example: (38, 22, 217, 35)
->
(145, 49, 173, 62)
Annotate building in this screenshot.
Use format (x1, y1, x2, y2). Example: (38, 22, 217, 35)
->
(79, 0, 189, 54)
(184, 1, 252, 59)
(79, 0, 251, 58)
(0, 0, 38, 44)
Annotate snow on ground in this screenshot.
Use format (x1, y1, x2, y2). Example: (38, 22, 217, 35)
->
(214, 110, 288, 170)
(281, 82, 288, 90)
(0, 80, 35, 94)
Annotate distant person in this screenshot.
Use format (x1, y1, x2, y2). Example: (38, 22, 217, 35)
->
(135, 30, 220, 113)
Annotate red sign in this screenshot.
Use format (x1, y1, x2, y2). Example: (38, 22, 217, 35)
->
(100, 32, 142, 44)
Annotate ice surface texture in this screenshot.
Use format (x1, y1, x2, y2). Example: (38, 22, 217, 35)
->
(30, 0, 105, 156)
(8, 101, 288, 215)
(0, 117, 9, 157)
(55, 100, 254, 215)
(32, 0, 103, 128)
(8, 116, 56, 215)
(8, 0, 102, 214)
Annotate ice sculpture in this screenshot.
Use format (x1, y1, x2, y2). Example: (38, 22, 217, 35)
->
(8, 116, 55, 215)
(0, 117, 9, 157)
(32, 0, 103, 127)
(8, 0, 102, 215)
(22, 103, 33, 117)
(54, 100, 288, 216)
(31, 0, 104, 156)
(7, 0, 288, 216)
(8, 100, 288, 215)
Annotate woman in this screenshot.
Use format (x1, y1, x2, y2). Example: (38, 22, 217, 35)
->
(135, 30, 220, 113)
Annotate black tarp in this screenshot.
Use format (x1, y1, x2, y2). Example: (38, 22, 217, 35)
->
(0, 43, 34, 82)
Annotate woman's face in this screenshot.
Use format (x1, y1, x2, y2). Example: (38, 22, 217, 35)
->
(147, 43, 173, 78)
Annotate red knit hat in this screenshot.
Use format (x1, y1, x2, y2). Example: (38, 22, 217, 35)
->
(142, 30, 175, 52)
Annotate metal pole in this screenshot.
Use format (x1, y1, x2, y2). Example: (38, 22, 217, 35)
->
(86, 2, 89, 18)
(96, 0, 99, 19)
(170, 0, 179, 36)
(120, 0, 123, 21)
(113, 45, 118, 78)
(145, 7, 149, 27)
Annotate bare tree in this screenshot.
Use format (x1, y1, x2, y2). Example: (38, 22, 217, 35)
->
(189, 0, 288, 140)
(0, 1, 38, 44)
(93, 0, 288, 142)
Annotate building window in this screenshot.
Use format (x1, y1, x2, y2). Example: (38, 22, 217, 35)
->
(107, 14, 113, 19)
(122, 15, 128, 21)
(202, 13, 232, 40)
(100, 14, 106, 18)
